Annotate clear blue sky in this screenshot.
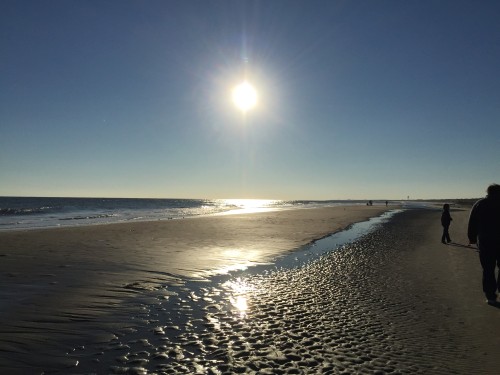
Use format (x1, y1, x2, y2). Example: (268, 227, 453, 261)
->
(1, 0, 499, 200)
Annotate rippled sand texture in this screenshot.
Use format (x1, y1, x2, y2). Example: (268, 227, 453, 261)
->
(70, 209, 499, 374)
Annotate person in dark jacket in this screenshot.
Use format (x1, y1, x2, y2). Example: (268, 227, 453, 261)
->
(468, 183, 500, 304)
(441, 204, 452, 244)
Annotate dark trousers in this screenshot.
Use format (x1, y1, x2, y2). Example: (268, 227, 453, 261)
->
(441, 225, 451, 243)
(478, 242, 500, 298)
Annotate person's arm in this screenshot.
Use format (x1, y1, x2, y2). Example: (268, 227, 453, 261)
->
(467, 203, 479, 244)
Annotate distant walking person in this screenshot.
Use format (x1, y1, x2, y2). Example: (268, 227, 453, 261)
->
(441, 204, 452, 244)
(468, 184, 500, 304)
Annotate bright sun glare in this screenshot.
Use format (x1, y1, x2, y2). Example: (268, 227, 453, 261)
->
(232, 81, 258, 112)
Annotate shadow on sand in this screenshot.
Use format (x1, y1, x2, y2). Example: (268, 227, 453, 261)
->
(487, 300, 500, 309)
(447, 242, 478, 251)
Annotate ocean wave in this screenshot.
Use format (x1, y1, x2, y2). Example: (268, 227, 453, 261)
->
(59, 214, 118, 221)
(0, 206, 54, 216)
(0, 221, 21, 226)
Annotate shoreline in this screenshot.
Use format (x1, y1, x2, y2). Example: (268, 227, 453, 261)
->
(0, 198, 395, 233)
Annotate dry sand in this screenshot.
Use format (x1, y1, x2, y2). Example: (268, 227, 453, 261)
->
(1, 205, 499, 374)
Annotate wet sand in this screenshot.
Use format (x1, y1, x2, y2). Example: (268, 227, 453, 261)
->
(1, 205, 499, 374)
(0, 205, 387, 372)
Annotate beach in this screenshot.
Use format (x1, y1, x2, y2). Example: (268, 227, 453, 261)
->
(1, 204, 499, 374)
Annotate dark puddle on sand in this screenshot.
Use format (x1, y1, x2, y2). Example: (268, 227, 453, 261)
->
(68, 209, 404, 374)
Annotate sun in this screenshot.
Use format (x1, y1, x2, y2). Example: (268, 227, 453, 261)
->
(232, 81, 258, 112)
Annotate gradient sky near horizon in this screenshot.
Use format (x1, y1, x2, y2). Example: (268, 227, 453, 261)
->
(1, 0, 499, 200)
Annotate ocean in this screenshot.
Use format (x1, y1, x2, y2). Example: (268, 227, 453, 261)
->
(0, 197, 372, 231)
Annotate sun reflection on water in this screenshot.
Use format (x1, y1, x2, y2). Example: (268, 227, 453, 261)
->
(219, 199, 282, 215)
(223, 277, 253, 318)
(232, 295, 248, 313)
(210, 248, 255, 275)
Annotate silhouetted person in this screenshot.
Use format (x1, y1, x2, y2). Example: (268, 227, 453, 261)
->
(385, 200, 388, 207)
(441, 203, 452, 244)
(468, 184, 500, 304)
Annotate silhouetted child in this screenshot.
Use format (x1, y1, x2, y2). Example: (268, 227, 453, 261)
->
(441, 203, 452, 244)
